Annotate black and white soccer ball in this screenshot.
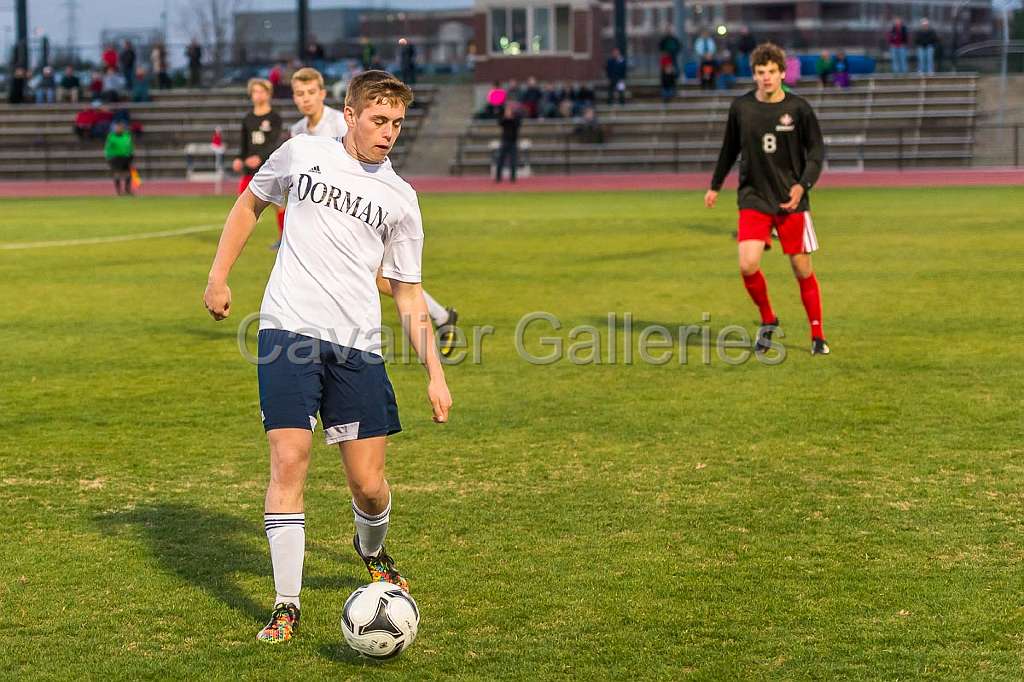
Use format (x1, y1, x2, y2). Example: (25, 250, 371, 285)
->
(341, 581, 420, 659)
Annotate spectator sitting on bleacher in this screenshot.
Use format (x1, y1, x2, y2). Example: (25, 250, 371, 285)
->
(542, 82, 569, 118)
(815, 51, 834, 87)
(481, 80, 506, 118)
(88, 70, 103, 100)
(112, 107, 144, 139)
(694, 30, 716, 60)
(58, 66, 81, 102)
(506, 78, 522, 104)
(717, 51, 737, 90)
(572, 107, 604, 144)
(74, 101, 114, 141)
(698, 52, 717, 90)
(101, 67, 125, 102)
(569, 82, 595, 115)
(833, 51, 851, 88)
(35, 66, 57, 104)
(132, 68, 151, 102)
(521, 77, 543, 118)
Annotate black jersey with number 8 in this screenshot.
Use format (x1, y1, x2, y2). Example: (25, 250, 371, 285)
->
(240, 111, 284, 170)
(710, 90, 825, 214)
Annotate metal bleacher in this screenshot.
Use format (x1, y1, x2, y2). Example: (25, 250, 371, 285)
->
(451, 73, 979, 175)
(0, 84, 436, 180)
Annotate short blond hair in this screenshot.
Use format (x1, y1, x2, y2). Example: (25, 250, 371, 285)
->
(247, 78, 272, 96)
(291, 67, 324, 90)
(344, 70, 414, 115)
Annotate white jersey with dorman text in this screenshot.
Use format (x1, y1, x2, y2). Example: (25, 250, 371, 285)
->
(248, 135, 423, 351)
(289, 104, 348, 139)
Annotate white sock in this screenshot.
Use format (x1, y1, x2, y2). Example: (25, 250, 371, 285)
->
(353, 496, 390, 558)
(422, 290, 448, 326)
(264, 512, 305, 609)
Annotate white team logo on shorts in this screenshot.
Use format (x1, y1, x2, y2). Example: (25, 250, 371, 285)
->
(324, 421, 360, 444)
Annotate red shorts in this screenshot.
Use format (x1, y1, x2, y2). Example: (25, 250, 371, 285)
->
(737, 209, 819, 255)
(238, 173, 255, 195)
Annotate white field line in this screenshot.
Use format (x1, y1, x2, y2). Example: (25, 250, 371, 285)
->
(0, 223, 222, 250)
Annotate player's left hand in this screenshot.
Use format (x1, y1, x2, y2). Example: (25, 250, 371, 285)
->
(780, 184, 804, 212)
(428, 377, 452, 423)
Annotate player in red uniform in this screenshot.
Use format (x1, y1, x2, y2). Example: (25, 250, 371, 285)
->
(705, 43, 830, 356)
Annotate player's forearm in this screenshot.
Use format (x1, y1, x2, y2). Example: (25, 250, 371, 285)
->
(208, 195, 262, 283)
(710, 112, 740, 190)
(710, 149, 738, 191)
(800, 142, 825, 189)
(392, 285, 445, 380)
(799, 114, 826, 189)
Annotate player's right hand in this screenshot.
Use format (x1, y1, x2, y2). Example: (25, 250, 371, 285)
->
(704, 190, 718, 208)
(231, 158, 243, 173)
(203, 280, 232, 321)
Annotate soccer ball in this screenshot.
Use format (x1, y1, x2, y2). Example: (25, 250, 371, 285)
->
(341, 581, 420, 659)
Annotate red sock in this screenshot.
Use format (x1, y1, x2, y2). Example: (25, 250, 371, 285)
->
(742, 270, 776, 324)
(277, 208, 285, 237)
(798, 273, 824, 339)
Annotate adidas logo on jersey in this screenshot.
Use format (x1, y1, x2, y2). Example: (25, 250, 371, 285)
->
(307, 165, 321, 174)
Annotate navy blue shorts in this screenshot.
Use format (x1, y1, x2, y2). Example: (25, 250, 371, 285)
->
(257, 329, 401, 444)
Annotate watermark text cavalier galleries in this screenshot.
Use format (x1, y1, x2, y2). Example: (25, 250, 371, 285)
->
(236, 311, 786, 367)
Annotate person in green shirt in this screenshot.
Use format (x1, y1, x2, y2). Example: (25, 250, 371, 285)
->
(105, 120, 134, 195)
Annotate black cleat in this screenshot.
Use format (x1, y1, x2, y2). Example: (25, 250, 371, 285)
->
(755, 318, 780, 353)
(438, 307, 459, 358)
(811, 337, 831, 356)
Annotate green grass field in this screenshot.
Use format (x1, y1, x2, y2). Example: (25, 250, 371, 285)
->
(2, 186, 1023, 680)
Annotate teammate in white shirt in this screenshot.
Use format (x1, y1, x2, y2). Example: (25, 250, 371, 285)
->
(204, 70, 452, 644)
(288, 67, 462, 356)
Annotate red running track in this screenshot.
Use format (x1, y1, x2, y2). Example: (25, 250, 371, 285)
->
(0, 169, 1019, 198)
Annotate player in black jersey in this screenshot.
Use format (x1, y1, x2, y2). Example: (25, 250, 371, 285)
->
(232, 78, 286, 245)
(705, 43, 830, 356)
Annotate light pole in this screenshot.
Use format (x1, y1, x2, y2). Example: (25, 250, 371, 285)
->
(15, 0, 27, 67)
(298, 0, 308, 61)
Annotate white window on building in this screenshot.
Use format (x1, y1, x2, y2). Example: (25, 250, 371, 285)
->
(532, 7, 551, 52)
(490, 8, 508, 53)
(555, 5, 571, 52)
(489, 4, 574, 55)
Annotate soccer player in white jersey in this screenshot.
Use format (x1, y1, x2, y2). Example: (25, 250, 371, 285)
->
(203, 70, 453, 644)
(289, 67, 461, 355)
